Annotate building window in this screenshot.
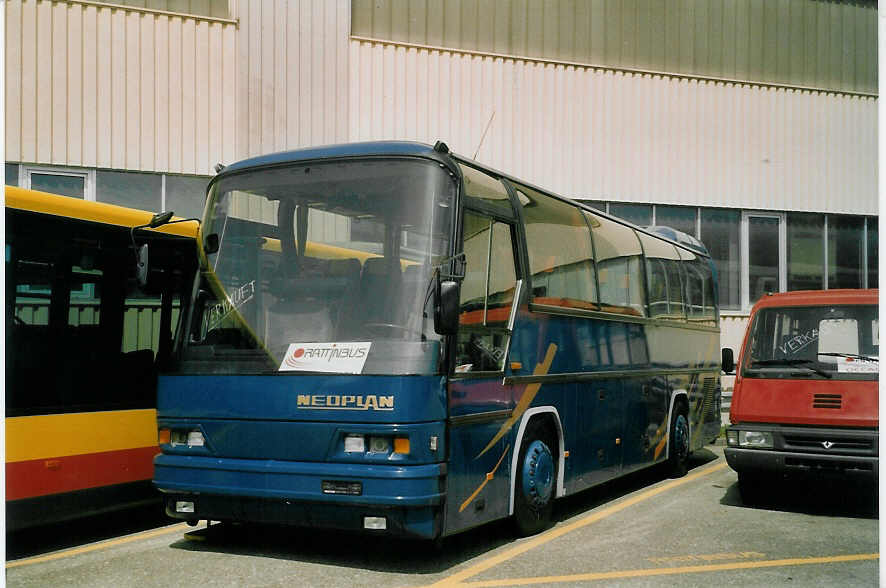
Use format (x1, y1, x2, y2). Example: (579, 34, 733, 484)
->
(787, 213, 824, 291)
(700, 208, 740, 311)
(166, 175, 209, 219)
(609, 203, 652, 227)
(654, 205, 697, 238)
(579, 200, 607, 212)
(828, 215, 865, 289)
(96, 170, 162, 212)
(6, 164, 19, 186)
(23, 166, 94, 199)
(743, 213, 784, 307)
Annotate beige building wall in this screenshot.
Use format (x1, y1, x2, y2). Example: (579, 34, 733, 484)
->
(347, 38, 877, 215)
(5, 0, 238, 175)
(5, 1, 876, 215)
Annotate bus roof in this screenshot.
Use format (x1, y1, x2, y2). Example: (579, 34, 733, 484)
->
(5, 186, 199, 238)
(213, 140, 709, 258)
(218, 141, 454, 175)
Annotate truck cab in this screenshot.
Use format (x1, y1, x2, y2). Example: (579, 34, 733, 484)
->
(724, 289, 878, 503)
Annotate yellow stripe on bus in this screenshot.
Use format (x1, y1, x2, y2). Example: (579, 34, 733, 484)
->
(6, 409, 158, 463)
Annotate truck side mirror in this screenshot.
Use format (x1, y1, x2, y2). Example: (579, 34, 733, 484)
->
(434, 280, 460, 336)
(721, 347, 735, 374)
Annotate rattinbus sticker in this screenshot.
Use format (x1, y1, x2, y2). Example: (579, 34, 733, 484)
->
(279, 342, 371, 374)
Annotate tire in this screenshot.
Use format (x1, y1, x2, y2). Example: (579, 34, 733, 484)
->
(513, 424, 557, 536)
(667, 410, 690, 478)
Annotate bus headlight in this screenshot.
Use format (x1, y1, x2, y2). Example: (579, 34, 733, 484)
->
(369, 437, 390, 454)
(739, 430, 773, 449)
(344, 434, 366, 453)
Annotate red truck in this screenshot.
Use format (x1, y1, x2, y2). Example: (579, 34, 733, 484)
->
(724, 289, 878, 503)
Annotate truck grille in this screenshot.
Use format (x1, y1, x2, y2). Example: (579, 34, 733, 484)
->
(783, 434, 874, 454)
(813, 394, 842, 409)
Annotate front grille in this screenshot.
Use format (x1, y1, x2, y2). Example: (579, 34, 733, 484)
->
(813, 393, 842, 409)
(784, 436, 873, 452)
(785, 456, 874, 473)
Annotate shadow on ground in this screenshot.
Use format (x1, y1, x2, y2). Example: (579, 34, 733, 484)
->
(6, 503, 173, 560)
(168, 450, 722, 574)
(719, 475, 878, 519)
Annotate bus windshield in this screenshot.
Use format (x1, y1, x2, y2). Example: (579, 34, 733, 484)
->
(743, 304, 879, 380)
(183, 157, 456, 375)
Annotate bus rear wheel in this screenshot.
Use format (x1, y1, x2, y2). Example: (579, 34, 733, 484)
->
(513, 424, 556, 536)
(668, 411, 690, 478)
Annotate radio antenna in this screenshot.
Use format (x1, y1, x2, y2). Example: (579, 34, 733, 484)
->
(473, 110, 496, 159)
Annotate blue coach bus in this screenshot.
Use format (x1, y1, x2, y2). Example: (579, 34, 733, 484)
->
(153, 141, 724, 539)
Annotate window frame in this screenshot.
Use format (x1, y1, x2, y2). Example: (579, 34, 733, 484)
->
(21, 165, 96, 201)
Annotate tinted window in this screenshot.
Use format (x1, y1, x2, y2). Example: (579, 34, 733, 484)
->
(96, 170, 162, 211)
(459, 163, 514, 216)
(586, 212, 645, 316)
(166, 175, 209, 220)
(30, 173, 85, 198)
(610, 203, 652, 226)
(638, 232, 684, 320)
(678, 248, 716, 324)
(514, 184, 597, 310)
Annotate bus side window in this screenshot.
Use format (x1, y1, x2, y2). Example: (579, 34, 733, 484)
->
(455, 211, 517, 373)
(586, 213, 645, 316)
(517, 185, 598, 311)
(638, 232, 685, 321)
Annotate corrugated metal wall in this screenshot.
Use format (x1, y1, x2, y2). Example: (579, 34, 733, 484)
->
(352, 0, 878, 94)
(229, 0, 350, 160)
(5, 0, 877, 215)
(4, 0, 237, 176)
(348, 39, 877, 215)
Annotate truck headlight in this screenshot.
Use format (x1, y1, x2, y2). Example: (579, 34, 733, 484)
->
(739, 430, 774, 449)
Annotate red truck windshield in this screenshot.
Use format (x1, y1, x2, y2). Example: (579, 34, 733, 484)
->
(743, 304, 879, 381)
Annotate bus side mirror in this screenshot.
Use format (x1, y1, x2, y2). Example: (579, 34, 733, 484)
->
(721, 348, 735, 374)
(136, 243, 150, 288)
(434, 280, 459, 336)
(204, 233, 220, 254)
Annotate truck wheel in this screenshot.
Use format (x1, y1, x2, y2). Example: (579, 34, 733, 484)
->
(513, 423, 556, 536)
(668, 410, 690, 478)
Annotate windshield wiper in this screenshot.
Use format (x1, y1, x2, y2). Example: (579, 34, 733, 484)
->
(817, 352, 879, 362)
(749, 358, 833, 379)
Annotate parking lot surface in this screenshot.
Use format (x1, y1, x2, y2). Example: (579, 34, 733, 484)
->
(7, 444, 878, 587)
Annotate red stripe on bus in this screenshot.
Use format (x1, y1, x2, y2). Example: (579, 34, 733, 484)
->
(6, 446, 159, 501)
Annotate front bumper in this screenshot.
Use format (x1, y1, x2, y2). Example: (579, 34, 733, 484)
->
(154, 454, 446, 539)
(725, 423, 878, 481)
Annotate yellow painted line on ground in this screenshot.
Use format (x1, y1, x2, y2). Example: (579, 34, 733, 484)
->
(425, 461, 728, 587)
(6, 523, 191, 569)
(461, 553, 880, 586)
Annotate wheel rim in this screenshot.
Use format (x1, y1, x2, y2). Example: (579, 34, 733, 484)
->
(521, 440, 554, 509)
(674, 414, 689, 460)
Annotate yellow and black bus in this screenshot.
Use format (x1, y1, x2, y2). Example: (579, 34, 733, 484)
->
(6, 186, 199, 530)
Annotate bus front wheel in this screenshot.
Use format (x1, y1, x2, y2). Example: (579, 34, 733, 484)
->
(513, 424, 556, 536)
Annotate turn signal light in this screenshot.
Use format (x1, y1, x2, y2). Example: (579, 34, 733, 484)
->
(158, 429, 171, 445)
(393, 437, 410, 454)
